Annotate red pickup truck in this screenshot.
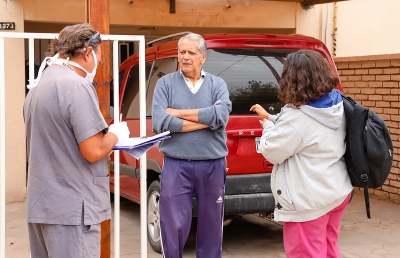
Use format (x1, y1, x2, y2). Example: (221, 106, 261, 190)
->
(110, 33, 341, 253)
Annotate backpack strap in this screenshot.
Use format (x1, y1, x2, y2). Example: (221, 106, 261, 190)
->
(364, 186, 371, 219)
(351, 104, 371, 218)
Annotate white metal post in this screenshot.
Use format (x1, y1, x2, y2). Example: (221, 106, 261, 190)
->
(101, 34, 147, 258)
(138, 36, 147, 258)
(28, 39, 35, 258)
(112, 39, 121, 258)
(28, 38, 35, 87)
(0, 35, 6, 258)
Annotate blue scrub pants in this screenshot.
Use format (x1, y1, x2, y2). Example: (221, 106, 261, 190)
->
(160, 156, 226, 258)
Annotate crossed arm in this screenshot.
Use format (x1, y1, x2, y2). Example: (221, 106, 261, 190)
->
(166, 99, 221, 132)
(152, 76, 231, 134)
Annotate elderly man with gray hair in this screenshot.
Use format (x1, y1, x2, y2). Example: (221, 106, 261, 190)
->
(152, 33, 232, 258)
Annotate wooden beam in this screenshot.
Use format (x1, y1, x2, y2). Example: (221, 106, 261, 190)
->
(304, 0, 348, 5)
(263, 0, 349, 9)
(170, 0, 176, 13)
(85, 0, 111, 257)
(259, 0, 302, 2)
(258, 0, 348, 4)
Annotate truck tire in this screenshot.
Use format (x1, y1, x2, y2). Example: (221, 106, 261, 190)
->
(147, 180, 162, 253)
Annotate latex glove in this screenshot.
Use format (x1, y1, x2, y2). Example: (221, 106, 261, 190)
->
(108, 122, 130, 144)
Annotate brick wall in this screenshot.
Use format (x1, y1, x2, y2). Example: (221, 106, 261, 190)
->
(334, 54, 400, 203)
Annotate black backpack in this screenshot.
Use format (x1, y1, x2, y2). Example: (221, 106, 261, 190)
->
(338, 90, 393, 218)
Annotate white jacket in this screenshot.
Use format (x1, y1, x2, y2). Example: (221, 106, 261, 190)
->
(259, 93, 353, 222)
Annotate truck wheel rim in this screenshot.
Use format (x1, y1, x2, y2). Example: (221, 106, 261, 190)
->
(147, 190, 161, 242)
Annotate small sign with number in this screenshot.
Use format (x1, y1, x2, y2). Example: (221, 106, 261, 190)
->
(0, 22, 15, 30)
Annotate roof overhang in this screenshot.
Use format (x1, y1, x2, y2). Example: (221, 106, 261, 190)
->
(167, 0, 348, 13)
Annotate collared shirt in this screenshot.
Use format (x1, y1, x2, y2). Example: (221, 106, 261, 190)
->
(179, 69, 206, 94)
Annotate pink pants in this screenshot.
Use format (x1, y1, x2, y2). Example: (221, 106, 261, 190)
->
(283, 193, 352, 258)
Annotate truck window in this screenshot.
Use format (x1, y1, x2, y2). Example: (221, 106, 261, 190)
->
(203, 48, 296, 115)
(121, 61, 153, 119)
(110, 70, 126, 119)
(146, 58, 178, 116)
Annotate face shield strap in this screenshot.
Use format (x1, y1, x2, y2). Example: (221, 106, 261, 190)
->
(89, 31, 100, 41)
(52, 57, 76, 72)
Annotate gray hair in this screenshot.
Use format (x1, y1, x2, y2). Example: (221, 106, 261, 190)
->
(178, 33, 207, 54)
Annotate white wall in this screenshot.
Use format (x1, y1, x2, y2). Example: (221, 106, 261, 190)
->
(1, 0, 27, 203)
(295, 4, 336, 56)
(335, 0, 400, 57)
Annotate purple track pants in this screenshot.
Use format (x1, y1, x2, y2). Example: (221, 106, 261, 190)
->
(160, 156, 226, 258)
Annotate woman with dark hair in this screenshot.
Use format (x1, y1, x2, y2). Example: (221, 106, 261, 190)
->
(24, 23, 129, 258)
(251, 50, 353, 258)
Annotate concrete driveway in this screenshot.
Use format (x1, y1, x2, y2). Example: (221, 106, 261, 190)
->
(5, 193, 400, 257)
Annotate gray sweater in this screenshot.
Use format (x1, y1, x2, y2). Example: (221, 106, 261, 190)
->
(152, 71, 232, 160)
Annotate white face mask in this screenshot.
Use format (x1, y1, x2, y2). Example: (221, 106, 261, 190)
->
(27, 50, 98, 89)
(27, 53, 60, 89)
(67, 50, 98, 83)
